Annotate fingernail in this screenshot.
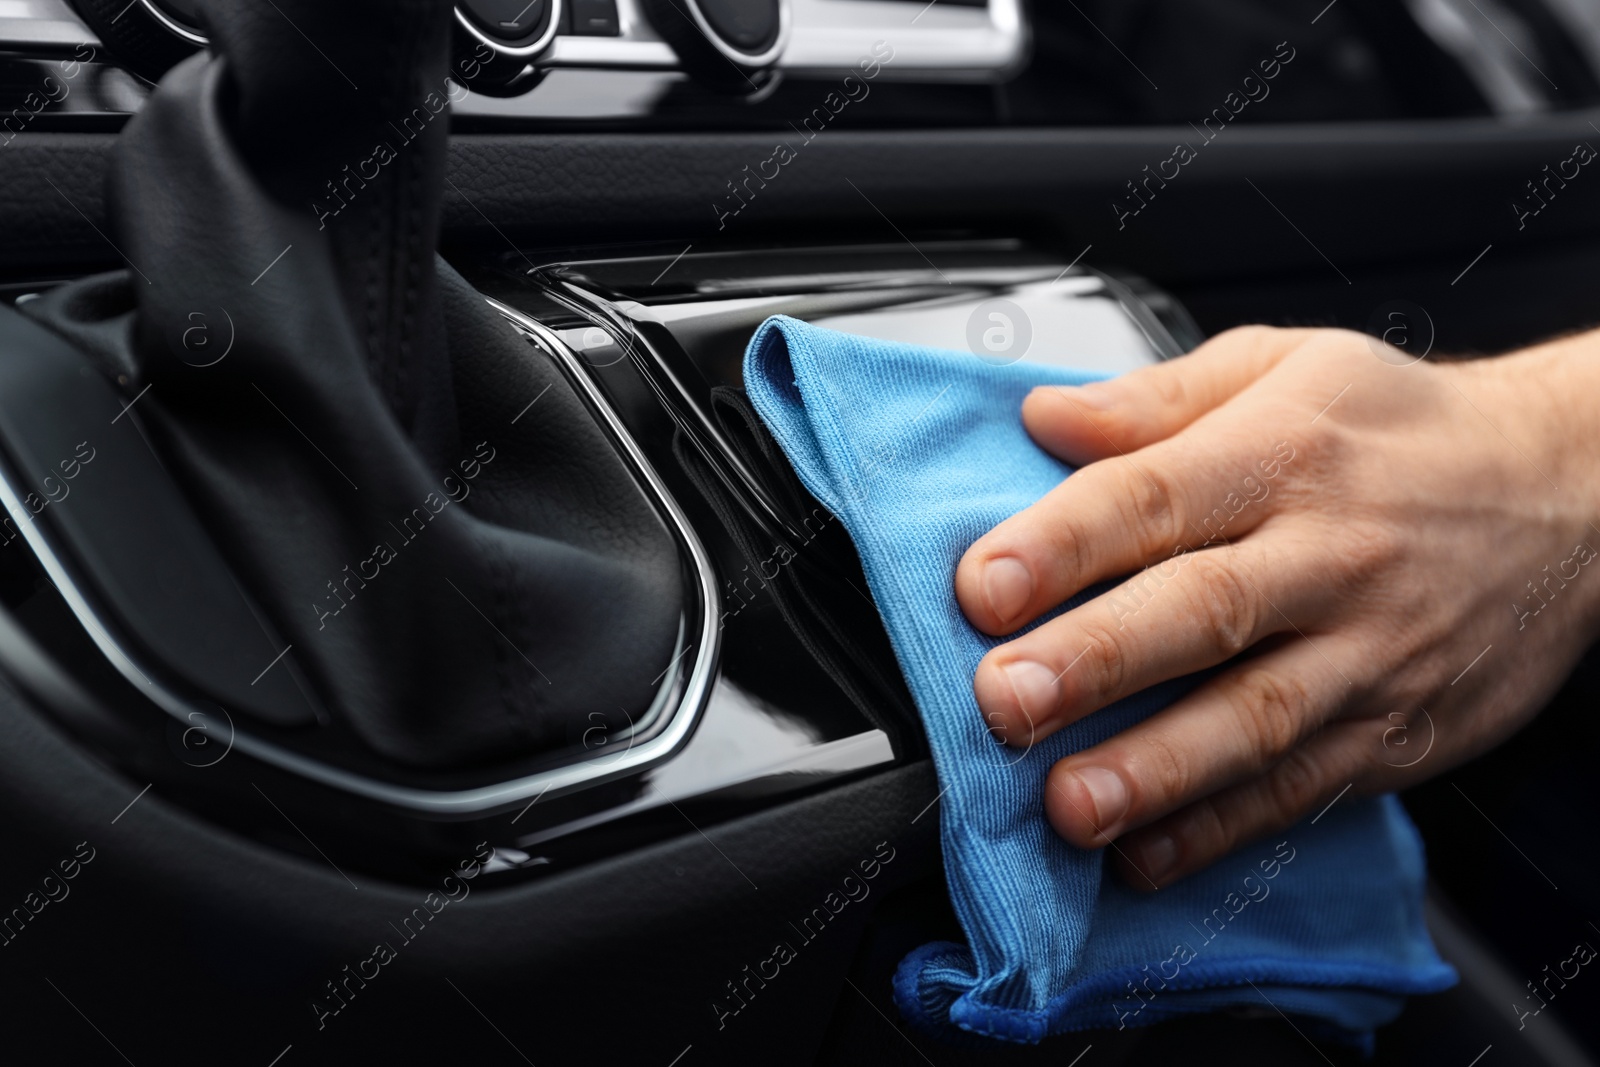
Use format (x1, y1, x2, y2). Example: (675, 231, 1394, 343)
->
(1139, 833, 1179, 884)
(1000, 660, 1060, 732)
(982, 556, 1034, 627)
(1073, 766, 1129, 836)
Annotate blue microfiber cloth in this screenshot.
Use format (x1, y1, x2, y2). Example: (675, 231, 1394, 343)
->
(742, 315, 1457, 1046)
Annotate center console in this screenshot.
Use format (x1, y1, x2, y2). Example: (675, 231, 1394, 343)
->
(0, 240, 1191, 884)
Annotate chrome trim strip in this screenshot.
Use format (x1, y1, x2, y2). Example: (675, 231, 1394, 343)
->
(0, 301, 719, 817)
(515, 727, 894, 848)
(453, 0, 564, 59)
(546, 281, 807, 546)
(135, 0, 205, 46)
(118, 3, 569, 60)
(542, 35, 676, 67)
(532, 0, 1021, 76)
(780, 0, 1023, 79)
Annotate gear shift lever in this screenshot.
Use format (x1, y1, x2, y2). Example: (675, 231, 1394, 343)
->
(17, 0, 686, 770)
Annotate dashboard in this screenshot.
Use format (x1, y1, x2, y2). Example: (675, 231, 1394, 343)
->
(10, 0, 1600, 135)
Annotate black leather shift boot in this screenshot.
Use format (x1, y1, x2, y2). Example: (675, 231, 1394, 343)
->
(22, 0, 683, 769)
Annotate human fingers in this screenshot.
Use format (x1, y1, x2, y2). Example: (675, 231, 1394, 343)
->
(1039, 641, 1352, 854)
(956, 430, 1297, 636)
(1108, 721, 1375, 890)
(975, 540, 1314, 746)
(1020, 325, 1316, 465)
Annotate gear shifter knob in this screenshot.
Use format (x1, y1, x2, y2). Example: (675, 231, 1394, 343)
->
(18, 0, 688, 773)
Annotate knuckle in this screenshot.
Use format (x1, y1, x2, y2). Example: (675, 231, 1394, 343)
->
(1216, 323, 1279, 353)
(1027, 501, 1095, 590)
(1056, 513, 1098, 584)
(1336, 518, 1401, 588)
(1134, 729, 1194, 810)
(1286, 328, 1360, 370)
(1075, 622, 1128, 700)
(1147, 365, 1192, 412)
(1295, 418, 1346, 476)
(1186, 553, 1260, 659)
(1231, 668, 1309, 766)
(1265, 747, 1324, 824)
(1117, 462, 1186, 554)
(1328, 327, 1377, 358)
(1215, 324, 1286, 371)
(1185, 794, 1235, 860)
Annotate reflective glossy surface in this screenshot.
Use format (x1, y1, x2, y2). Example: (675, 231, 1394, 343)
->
(0, 241, 1182, 884)
(452, 240, 1185, 856)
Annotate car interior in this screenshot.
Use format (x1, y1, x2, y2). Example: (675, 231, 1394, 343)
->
(2, 0, 1600, 1063)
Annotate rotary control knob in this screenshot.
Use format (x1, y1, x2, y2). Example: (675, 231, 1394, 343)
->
(452, 0, 563, 96)
(70, 0, 562, 99)
(639, 0, 789, 94)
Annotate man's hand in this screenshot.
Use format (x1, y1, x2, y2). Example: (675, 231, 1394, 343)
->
(955, 325, 1600, 889)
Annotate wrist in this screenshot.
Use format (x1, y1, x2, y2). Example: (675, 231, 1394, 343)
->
(1491, 334, 1600, 501)
(1465, 332, 1600, 626)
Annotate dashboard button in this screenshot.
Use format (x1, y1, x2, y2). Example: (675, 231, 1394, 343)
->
(570, 0, 619, 36)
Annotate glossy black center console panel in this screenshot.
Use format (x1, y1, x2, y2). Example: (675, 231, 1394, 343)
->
(0, 240, 1186, 885)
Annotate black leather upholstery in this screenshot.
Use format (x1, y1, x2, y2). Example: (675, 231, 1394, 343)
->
(23, 0, 683, 768)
